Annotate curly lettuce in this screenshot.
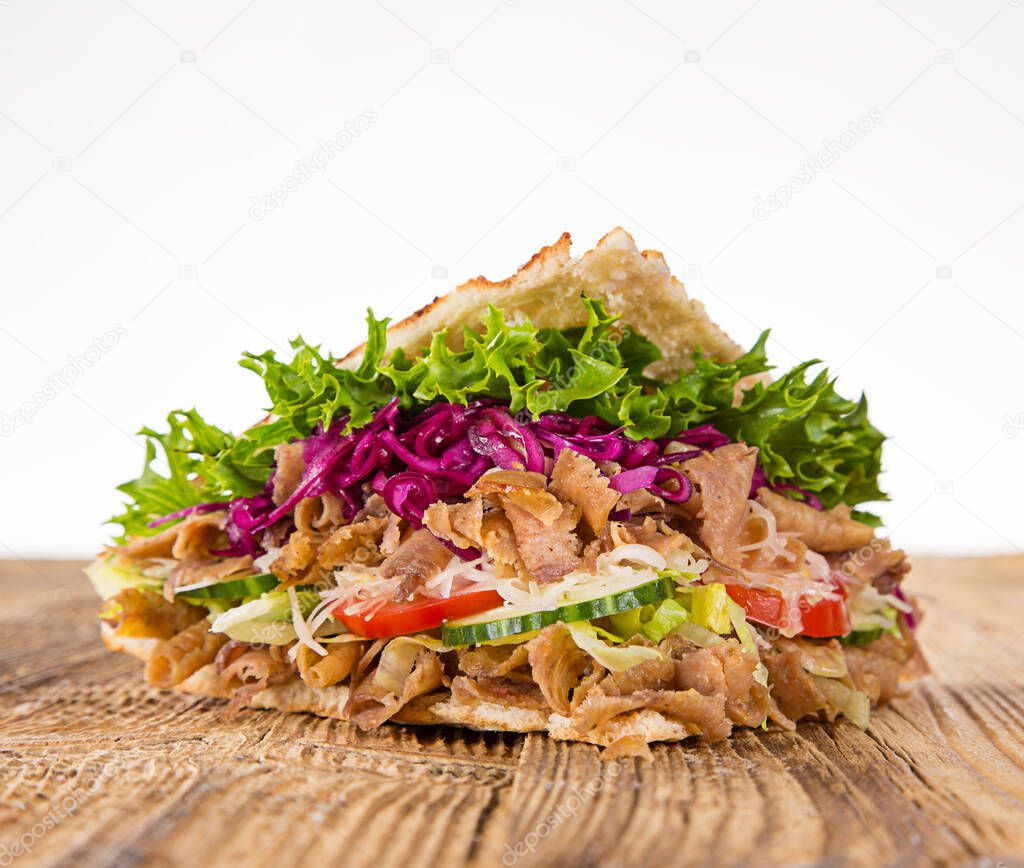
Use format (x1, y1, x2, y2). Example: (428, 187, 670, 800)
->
(109, 297, 887, 540)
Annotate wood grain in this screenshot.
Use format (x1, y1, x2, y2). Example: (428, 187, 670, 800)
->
(2, 556, 1023, 868)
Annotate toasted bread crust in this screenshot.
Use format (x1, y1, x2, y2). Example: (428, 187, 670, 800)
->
(340, 228, 740, 380)
(102, 626, 701, 748)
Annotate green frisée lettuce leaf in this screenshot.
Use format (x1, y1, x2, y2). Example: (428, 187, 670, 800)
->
(241, 317, 393, 436)
(109, 409, 284, 541)
(709, 355, 886, 510)
(109, 295, 887, 540)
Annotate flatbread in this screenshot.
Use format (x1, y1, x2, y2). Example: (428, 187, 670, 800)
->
(103, 626, 702, 748)
(340, 227, 741, 379)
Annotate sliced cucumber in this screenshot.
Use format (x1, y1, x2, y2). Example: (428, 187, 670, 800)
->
(840, 627, 882, 646)
(441, 577, 674, 646)
(176, 572, 280, 601)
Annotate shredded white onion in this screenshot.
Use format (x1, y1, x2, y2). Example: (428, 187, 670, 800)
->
(598, 544, 667, 572)
(737, 500, 797, 563)
(714, 500, 845, 636)
(288, 586, 326, 659)
(665, 549, 710, 577)
(420, 557, 498, 598)
(305, 594, 340, 637)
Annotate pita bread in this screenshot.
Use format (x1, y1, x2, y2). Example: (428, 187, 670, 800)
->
(341, 227, 741, 380)
(102, 626, 703, 748)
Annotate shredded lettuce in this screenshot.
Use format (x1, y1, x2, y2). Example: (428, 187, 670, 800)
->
(671, 621, 724, 648)
(641, 598, 691, 642)
(85, 557, 162, 599)
(566, 622, 663, 671)
(209, 589, 319, 645)
(812, 675, 871, 729)
(109, 296, 886, 539)
(690, 584, 732, 634)
(727, 598, 758, 656)
(608, 606, 647, 639)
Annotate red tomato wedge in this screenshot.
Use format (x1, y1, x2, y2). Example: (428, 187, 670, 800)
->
(725, 580, 851, 638)
(334, 587, 504, 639)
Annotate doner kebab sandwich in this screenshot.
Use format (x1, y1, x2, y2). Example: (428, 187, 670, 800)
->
(90, 228, 924, 757)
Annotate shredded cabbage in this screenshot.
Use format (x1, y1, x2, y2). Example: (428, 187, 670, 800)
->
(85, 557, 162, 600)
(812, 675, 870, 729)
(210, 589, 319, 645)
(641, 598, 690, 642)
(727, 599, 758, 656)
(566, 623, 663, 671)
(670, 621, 724, 648)
(690, 584, 731, 634)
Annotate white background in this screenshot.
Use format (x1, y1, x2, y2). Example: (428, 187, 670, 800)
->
(1, 0, 1022, 558)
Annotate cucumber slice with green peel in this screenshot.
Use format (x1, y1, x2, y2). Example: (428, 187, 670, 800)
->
(176, 572, 280, 601)
(441, 576, 674, 646)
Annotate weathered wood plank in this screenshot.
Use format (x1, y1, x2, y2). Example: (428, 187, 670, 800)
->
(2, 556, 1023, 867)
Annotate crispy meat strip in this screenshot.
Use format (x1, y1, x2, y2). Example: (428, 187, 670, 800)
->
(503, 500, 581, 583)
(422, 498, 484, 550)
(480, 511, 521, 578)
(118, 511, 225, 562)
(145, 620, 227, 689)
(756, 488, 874, 553)
(345, 645, 445, 729)
(525, 624, 592, 715)
(272, 442, 305, 506)
(101, 587, 206, 639)
(295, 642, 364, 689)
(569, 637, 776, 741)
(318, 515, 387, 569)
(216, 641, 296, 710)
(549, 450, 620, 534)
(682, 443, 758, 563)
(381, 528, 453, 601)
(468, 469, 564, 524)
(828, 539, 910, 595)
(271, 522, 321, 588)
(165, 554, 253, 599)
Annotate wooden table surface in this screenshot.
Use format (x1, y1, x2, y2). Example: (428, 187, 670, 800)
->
(2, 556, 1023, 868)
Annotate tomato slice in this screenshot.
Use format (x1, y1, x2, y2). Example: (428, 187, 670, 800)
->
(725, 579, 850, 638)
(334, 587, 504, 639)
